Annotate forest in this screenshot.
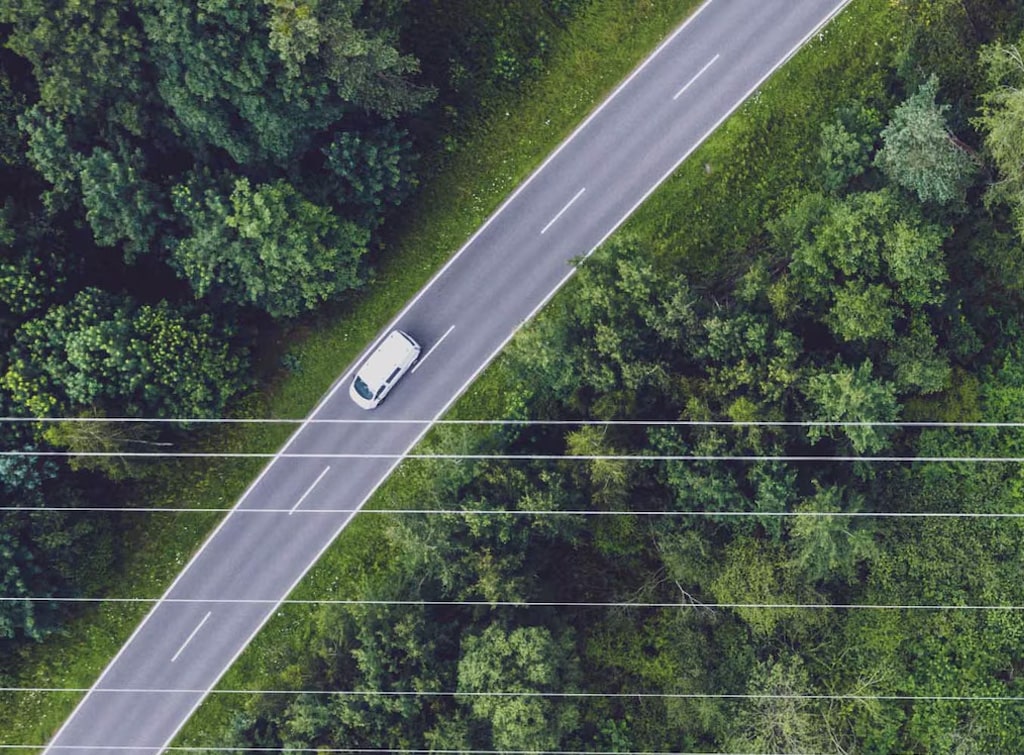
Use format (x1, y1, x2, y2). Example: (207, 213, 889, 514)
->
(4, 0, 1024, 752)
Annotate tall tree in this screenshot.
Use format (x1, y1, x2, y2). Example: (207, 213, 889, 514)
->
(805, 359, 899, 454)
(874, 75, 977, 205)
(169, 176, 368, 317)
(975, 38, 1024, 240)
(139, 0, 432, 165)
(3, 288, 247, 418)
(457, 623, 580, 750)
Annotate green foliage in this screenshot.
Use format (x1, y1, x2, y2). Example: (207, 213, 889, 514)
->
(975, 38, 1024, 240)
(0, 203, 70, 327)
(805, 359, 899, 453)
(457, 623, 580, 750)
(726, 654, 830, 753)
(79, 146, 164, 262)
(0, 439, 115, 644)
(2, 288, 248, 417)
(321, 125, 418, 227)
(9, 0, 1024, 750)
(140, 0, 430, 165)
(774, 188, 951, 372)
(874, 75, 978, 205)
(1, 0, 147, 115)
(817, 104, 881, 193)
(787, 483, 877, 584)
(509, 236, 697, 414)
(170, 176, 368, 317)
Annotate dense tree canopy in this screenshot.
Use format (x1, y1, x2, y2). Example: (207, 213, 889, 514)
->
(2, 288, 247, 417)
(6, 0, 1024, 751)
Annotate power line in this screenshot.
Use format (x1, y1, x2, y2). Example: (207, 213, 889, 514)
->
(3, 451, 1024, 462)
(0, 747, 758, 754)
(2, 597, 1021, 611)
(3, 416, 1024, 427)
(1, 687, 1021, 702)
(1, 506, 1020, 518)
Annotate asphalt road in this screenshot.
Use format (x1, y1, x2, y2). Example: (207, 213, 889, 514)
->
(44, 1, 853, 751)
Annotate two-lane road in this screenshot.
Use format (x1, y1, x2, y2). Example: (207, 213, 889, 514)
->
(45, 1, 853, 751)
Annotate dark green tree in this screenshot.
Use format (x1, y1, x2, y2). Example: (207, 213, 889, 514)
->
(321, 125, 418, 227)
(139, 0, 432, 165)
(816, 104, 881, 193)
(79, 146, 165, 262)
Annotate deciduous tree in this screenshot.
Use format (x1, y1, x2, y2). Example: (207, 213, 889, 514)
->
(3, 288, 247, 418)
(457, 623, 579, 750)
(170, 176, 368, 317)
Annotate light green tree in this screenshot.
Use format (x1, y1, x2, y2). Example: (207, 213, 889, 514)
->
(726, 654, 830, 753)
(806, 359, 899, 454)
(2, 288, 247, 418)
(457, 623, 579, 750)
(874, 75, 977, 205)
(788, 483, 877, 583)
(975, 39, 1024, 239)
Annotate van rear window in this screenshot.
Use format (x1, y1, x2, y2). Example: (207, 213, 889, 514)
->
(354, 377, 374, 400)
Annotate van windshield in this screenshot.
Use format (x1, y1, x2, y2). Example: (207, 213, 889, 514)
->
(353, 376, 374, 401)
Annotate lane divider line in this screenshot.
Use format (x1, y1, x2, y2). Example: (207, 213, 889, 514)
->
(169, 612, 211, 664)
(289, 466, 332, 516)
(540, 187, 586, 235)
(411, 325, 455, 375)
(673, 53, 721, 100)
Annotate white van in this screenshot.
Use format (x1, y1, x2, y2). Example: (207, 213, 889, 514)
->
(349, 329, 421, 409)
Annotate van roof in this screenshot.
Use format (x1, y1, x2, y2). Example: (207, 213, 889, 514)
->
(357, 330, 418, 386)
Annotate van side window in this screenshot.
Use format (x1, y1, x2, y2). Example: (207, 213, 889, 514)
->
(386, 367, 402, 384)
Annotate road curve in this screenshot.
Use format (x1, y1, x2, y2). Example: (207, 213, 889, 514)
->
(44, 1, 853, 751)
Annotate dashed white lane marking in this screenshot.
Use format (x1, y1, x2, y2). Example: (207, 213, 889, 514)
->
(673, 53, 721, 100)
(540, 187, 586, 235)
(170, 611, 211, 663)
(411, 325, 455, 375)
(289, 466, 332, 516)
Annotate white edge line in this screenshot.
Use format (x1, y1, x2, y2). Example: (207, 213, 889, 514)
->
(540, 187, 586, 235)
(672, 52, 721, 100)
(410, 325, 455, 375)
(288, 466, 331, 516)
(169, 612, 211, 664)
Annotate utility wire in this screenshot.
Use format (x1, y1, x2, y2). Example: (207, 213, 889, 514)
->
(0, 747, 761, 754)
(0, 597, 1020, 611)
(3, 451, 1024, 461)
(2, 506, 1021, 518)
(1, 687, 1021, 702)
(2, 416, 1024, 427)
